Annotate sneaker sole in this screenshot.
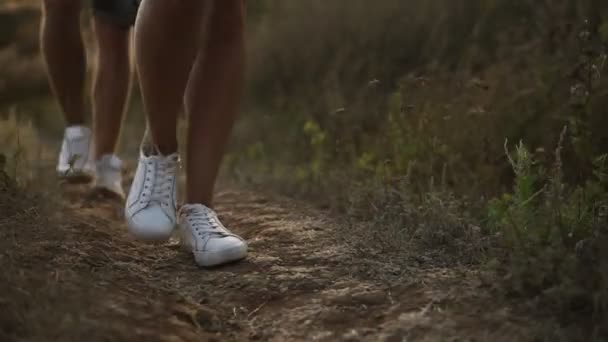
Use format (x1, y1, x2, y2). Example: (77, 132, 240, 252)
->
(127, 228, 175, 243)
(193, 245, 248, 268)
(126, 218, 175, 243)
(58, 171, 94, 184)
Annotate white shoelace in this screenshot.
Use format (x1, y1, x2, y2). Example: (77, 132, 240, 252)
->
(143, 156, 177, 207)
(183, 205, 232, 239)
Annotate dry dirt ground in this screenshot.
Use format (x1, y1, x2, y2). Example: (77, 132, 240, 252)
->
(0, 169, 542, 342)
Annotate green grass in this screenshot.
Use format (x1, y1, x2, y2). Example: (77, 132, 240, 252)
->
(488, 136, 608, 337)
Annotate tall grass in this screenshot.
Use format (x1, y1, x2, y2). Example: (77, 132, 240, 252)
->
(232, 0, 608, 199)
(0, 109, 54, 187)
(229, 0, 608, 336)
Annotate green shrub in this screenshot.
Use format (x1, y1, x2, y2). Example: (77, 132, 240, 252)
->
(488, 136, 608, 335)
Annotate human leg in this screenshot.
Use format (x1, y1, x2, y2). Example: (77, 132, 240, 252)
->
(41, 0, 93, 181)
(178, 0, 248, 267)
(90, 15, 133, 197)
(125, 0, 206, 241)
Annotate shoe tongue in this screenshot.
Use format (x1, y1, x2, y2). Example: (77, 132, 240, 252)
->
(141, 143, 179, 159)
(164, 153, 179, 162)
(141, 148, 179, 163)
(182, 203, 213, 215)
(140, 142, 158, 157)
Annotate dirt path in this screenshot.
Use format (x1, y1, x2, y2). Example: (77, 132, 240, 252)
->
(0, 180, 537, 342)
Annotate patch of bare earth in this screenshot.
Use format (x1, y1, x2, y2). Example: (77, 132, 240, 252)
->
(1, 178, 539, 341)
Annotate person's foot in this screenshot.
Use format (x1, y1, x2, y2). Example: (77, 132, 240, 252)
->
(125, 151, 179, 241)
(93, 154, 125, 199)
(178, 203, 248, 267)
(57, 125, 94, 183)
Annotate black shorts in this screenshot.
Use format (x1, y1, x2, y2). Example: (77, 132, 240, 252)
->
(92, 0, 141, 28)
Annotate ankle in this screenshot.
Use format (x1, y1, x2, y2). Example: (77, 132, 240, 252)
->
(65, 119, 86, 128)
(66, 123, 88, 129)
(184, 198, 213, 208)
(94, 151, 118, 161)
(141, 141, 178, 157)
(96, 153, 122, 164)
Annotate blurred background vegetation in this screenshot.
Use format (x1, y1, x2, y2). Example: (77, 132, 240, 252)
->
(238, 0, 608, 197)
(1, 0, 608, 338)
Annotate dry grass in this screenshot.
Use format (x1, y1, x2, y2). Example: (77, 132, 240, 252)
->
(0, 112, 56, 186)
(0, 171, 546, 341)
(0, 187, 207, 342)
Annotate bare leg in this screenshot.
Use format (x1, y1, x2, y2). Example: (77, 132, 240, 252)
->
(127, 0, 248, 266)
(184, 0, 246, 206)
(40, 0, 86, 125)
(91, 17, 132, 160)
(134, 0, 207, 155)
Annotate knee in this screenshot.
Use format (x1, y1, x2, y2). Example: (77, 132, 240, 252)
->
(208, 0, 245, 45)
(42, 0, 81, 16)
(92, 0, 140, 28)
(213, 0, 245, 24)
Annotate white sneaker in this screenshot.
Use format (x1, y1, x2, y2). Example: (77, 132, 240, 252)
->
(178, 203, 248, 267)
(125, 151, 179, 242)
(93, 154, 125, 199)
(57, 125, 94, 182)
